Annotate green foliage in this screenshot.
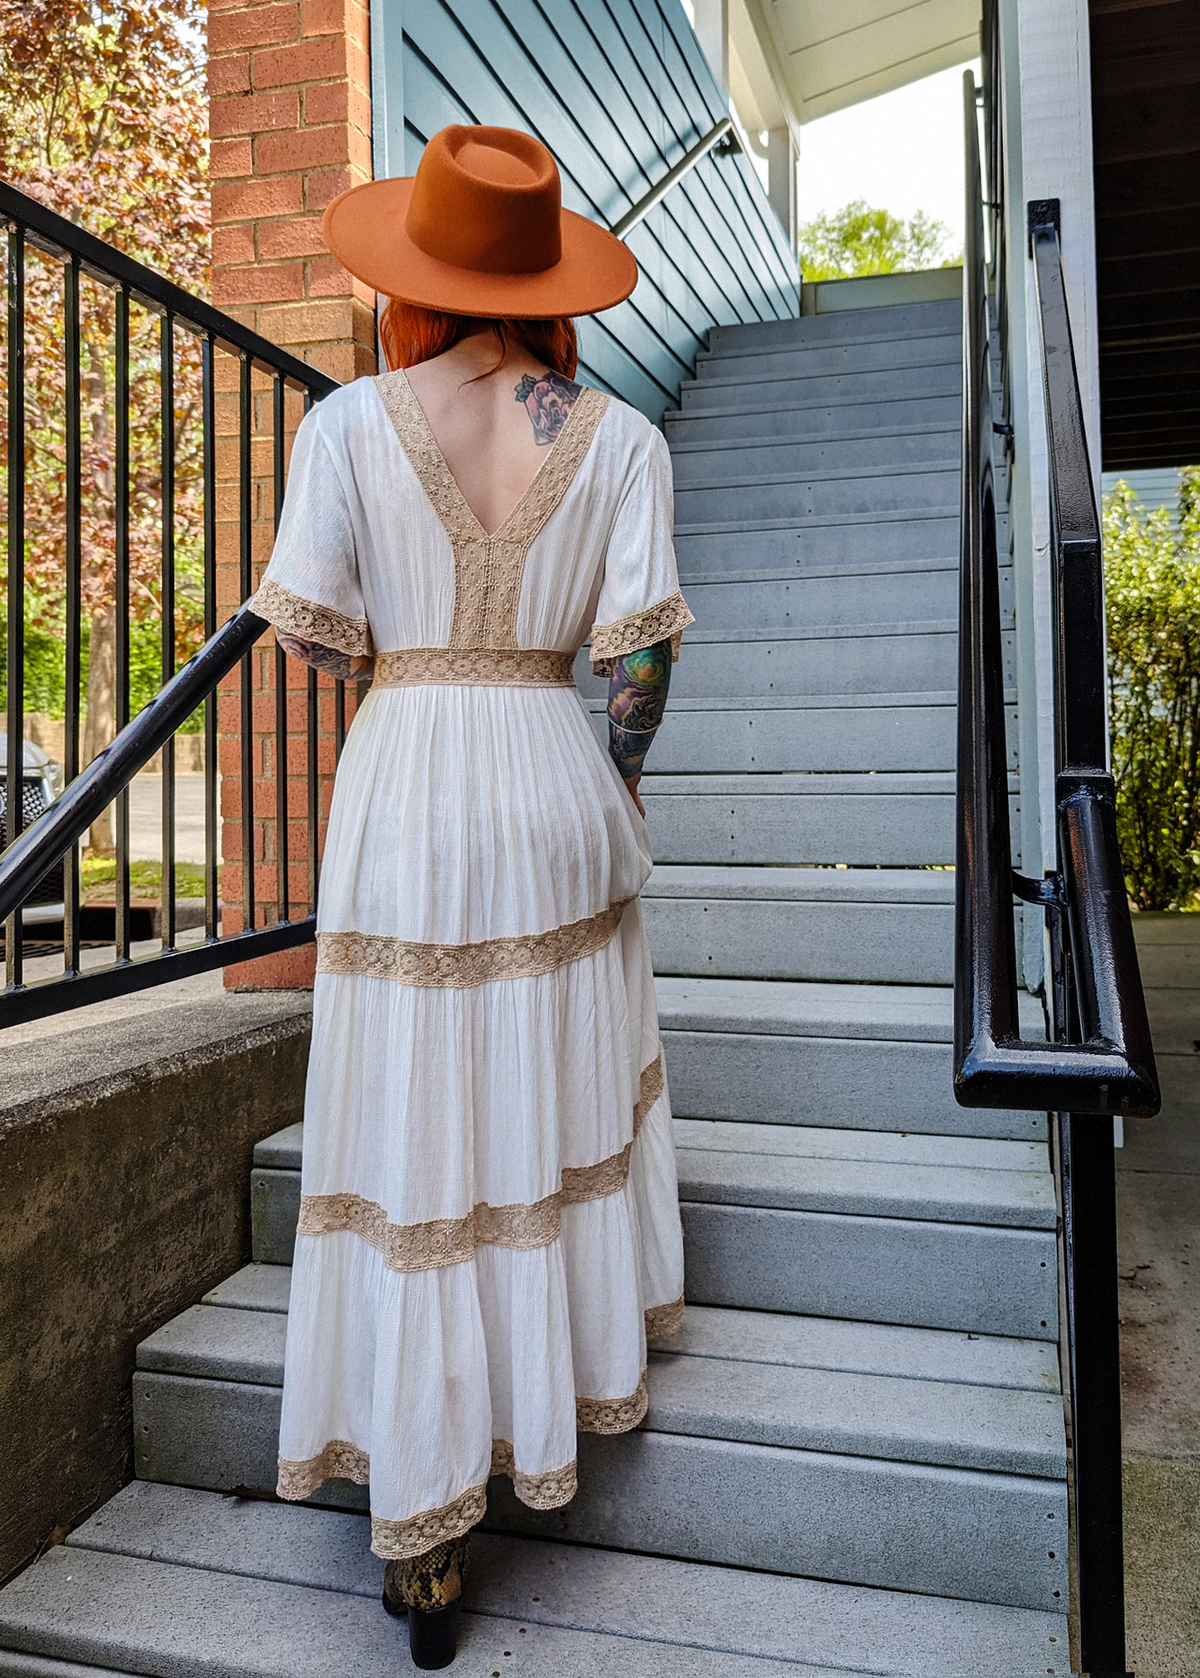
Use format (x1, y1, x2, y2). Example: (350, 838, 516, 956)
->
(82, 857, 209, 899)
(0, 589, 203, 730)
(1104, 469, 1200, 910)
(796, 200, 960, 281)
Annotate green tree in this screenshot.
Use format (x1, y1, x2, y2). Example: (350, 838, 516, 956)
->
(1104, 469, 1200, 911)
(797, 200, 959, 281)
(0, 0, 208, 848)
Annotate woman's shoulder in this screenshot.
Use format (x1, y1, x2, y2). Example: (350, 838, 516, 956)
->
(302, 373, 391, 450)
(590, 393, 668, 468)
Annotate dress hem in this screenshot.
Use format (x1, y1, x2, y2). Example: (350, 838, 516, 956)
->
(277, 1355, 661, 1560)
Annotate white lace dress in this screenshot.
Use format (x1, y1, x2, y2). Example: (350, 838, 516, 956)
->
(250, 369, 693, 1558)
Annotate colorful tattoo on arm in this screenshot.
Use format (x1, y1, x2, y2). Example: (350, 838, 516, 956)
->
(277, 633, 366, 682)
(514, 370, 582, 445)
(607, 638, 672, 779)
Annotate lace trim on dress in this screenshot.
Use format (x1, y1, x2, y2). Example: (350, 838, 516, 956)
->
(370, 1481, 490, 1561)
(296, 1048, 665, 1274)
(576, 1370, 649, 1435)
(372, 372, 610, 650)
(276, 1437, 369, 1502)
(490, 1440, 579, 1510)
(589, 589, 695, 675)
(373, 647, 576, 688)
(645, 1293, 686, 1340)
(251, 576, 374, 657)
(316, 896, 633, 989)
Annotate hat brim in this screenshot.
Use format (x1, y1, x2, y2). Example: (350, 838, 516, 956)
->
(322, 177, 638, 318)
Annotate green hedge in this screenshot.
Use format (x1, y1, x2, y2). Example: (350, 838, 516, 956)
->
(1104, 470, 1200, 911)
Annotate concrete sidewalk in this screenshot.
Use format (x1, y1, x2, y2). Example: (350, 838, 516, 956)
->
(1121, 913, 1200, 1676)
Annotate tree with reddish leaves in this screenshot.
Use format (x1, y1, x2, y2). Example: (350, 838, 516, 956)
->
(0, 0, 208, 850)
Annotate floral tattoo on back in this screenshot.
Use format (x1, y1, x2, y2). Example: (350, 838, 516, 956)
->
(515, 370, 581, 445)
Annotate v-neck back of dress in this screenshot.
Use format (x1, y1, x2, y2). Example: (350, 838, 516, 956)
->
(374, 370, 610, 650)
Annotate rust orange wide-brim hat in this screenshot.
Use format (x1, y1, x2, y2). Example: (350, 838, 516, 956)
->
(322, 124, 638, 319)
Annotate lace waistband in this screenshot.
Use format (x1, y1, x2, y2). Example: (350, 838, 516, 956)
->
(373, 648, 577, 688)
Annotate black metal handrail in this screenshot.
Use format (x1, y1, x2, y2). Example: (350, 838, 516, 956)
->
(956, 64, 1157, 1678)
(0, 179, 339, 1026)
(954, 85, 1159, 1118)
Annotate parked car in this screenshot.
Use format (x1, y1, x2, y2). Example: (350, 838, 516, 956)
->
(0, 736, 65, 924)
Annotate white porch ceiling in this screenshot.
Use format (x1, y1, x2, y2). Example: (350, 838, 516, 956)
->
(732, 0, 981, 134)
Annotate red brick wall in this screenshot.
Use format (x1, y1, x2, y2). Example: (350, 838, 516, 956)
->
(207, 0, 376, 987)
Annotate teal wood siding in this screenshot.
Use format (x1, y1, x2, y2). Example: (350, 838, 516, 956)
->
(370, 0, 799, 422)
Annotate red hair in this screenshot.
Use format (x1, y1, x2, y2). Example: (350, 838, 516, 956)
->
(379, 299, 578, 378)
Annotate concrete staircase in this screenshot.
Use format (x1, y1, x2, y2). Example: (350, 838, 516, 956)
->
(0, 293, 1070, 1675)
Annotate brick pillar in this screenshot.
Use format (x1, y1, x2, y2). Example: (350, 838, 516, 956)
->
(208, 0, 376, 988)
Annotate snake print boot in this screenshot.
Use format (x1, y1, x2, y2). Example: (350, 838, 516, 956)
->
(381, 1532, 470, 1670)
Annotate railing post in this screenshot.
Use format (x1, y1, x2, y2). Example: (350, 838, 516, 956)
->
(1061, 1113, 1133, 1678)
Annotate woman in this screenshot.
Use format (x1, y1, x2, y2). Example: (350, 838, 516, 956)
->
(250, 124, 692, 1670)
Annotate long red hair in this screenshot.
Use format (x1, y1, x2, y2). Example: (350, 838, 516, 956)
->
(379, 298, 578, 378)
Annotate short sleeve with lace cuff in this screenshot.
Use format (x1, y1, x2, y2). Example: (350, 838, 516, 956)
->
(247, 398, 373, 658)
(588, 590, 694, 676)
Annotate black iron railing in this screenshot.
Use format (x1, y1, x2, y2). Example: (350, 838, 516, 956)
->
(0, 179, 339, 1026)
(957, 66, 1158, 1678)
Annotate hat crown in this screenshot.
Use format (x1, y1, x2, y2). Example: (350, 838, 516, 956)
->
(405, 126, 563, 277)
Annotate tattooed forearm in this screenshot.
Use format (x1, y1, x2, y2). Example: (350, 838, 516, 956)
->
(607, 639, 672, 780)
(514, 370, 581, 445)
(277, 633, 373, 682)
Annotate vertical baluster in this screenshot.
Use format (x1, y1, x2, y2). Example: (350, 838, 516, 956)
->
(273, 375, 288, 923)
(334, 676, 345, 761)
(114, 287, 130, 962)
(239, 356, 255, 932)
(160, 313, 176, 949)
(202, 336, 218, 941)
(4, 229, 25, 990)
(63, 256, 82, 977)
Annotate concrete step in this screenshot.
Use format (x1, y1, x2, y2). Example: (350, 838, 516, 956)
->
(669, 424, 957, 484)
(208, 1268, 1061, 1394)
(678, 561, 971, 631)
(0, 1481, 1070, 1676)
(673, 463, 960, 524)
(586, 691, 1002, 775)
(656, 977, 1048, 1141)
(691, 334, 958, 384)
(673, 509, 960, 573)
(636, 772, 966, 866)
(578, 624, 1009, 703)
(246, 1120, 1056, 1337)
(128, 1294, 1065, 1608)
(678, 360, 960, 413)
(642, 865, 955, 983)
(707, 299, 961, 354)
(137, 1292, 1061, 1477)
(665, 390, 960, 445)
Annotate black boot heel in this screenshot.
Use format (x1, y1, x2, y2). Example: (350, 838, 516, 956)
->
(408, 1600, 459, 1669)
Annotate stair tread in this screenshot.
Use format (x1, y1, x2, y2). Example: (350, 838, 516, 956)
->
(676, 507, 958, 536)
(655, 976, 1045, 1044)
(249, 1115, 1053, 1228)
(668, 419, 958, 456)
(136, 1292, 1062, 1477)
(203, 1272, 1059, 1397)
(27, 1482, 1067, 1675)
(680, 618, 960, 644)
(644, 866, 955, 902)
(642, 771, 959, 794)
(675, 1128, 1056, 1229)
(587, 690, 963, 711)
(0, 1544, 825, 1678)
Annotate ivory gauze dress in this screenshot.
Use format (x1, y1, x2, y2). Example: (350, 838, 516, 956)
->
(250, 369, 694, 1559)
